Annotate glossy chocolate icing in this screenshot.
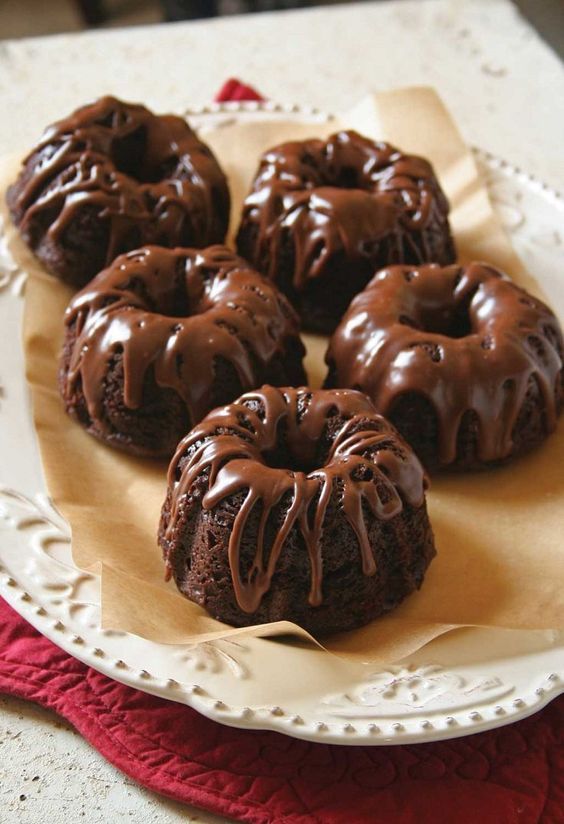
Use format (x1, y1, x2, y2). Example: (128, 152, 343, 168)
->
(162, 386, 427, 613)
(326, 262, 564, 466)
(237, 130, 454, 292)
(8, 96, 230, 283)
(62, 246, 305, 436)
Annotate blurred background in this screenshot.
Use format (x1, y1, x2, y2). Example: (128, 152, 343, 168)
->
(0, 0, 562, 59)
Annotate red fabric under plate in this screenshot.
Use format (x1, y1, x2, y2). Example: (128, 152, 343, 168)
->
(1, 598, 563, 823)
(1, 81, 563, 822)
(214, 78, 264, 102)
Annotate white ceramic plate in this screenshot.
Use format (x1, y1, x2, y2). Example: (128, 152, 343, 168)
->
(0, 103, 562, 746)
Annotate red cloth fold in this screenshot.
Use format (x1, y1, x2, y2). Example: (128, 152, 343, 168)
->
(1, 81, 563, 823)
(214, 78, 264, 103)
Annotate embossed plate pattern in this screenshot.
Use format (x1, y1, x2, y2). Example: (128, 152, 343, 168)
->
(0, 102, 562, 745)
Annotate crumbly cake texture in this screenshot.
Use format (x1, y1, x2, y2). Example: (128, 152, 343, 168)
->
(237, 130, 455, 333)
(59, 246, 306, 458)
(159, 385, 435, 635)
(7, 95, 230, 288)
(325, 262, 564, 471)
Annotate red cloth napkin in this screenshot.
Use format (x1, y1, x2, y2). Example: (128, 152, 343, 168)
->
(1, 81, 563, 823)
(0, 598, 562, 823)
(215, 78, 264, 103)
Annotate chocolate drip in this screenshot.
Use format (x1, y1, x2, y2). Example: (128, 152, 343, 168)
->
(163, 386, 427, 613)
(8, 96, 230, 283)
(326, 262, 564, 466)
(62, 246, 306, 435)
(237, 130, 454, 291)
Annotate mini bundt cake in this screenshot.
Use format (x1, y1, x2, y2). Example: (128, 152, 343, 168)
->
(236, 130, 455, 333)
(59, 246, 306, 457)
(159, 385, 435, 634)
(325, 262, 564, 471)
(7, 96, 230, 288)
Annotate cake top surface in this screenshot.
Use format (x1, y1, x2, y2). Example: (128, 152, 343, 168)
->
(8, 95, 230, 268)
(63, 246, 303, 428)
(327, 261, 563, 464)
(238, 130, 452, 288)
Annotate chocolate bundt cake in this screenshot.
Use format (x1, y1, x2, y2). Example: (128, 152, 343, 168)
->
(7, 96, 230, 288)
(236, 130, 455, 333)
(59, 246, 306, 457)
(325, 262, 564, 471)
(159, 385, 435, 634)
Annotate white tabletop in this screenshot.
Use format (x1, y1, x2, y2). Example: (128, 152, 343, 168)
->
(1, 1, 563, 821)
(1, 0, 563, 187)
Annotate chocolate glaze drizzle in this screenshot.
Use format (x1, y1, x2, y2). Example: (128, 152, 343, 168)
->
(326, 262, 564, 466)
(8, 96, 230, 280)
(237, 130, 454, 289)
(62, 246, 305, 434)
(162, 386, 427, 613)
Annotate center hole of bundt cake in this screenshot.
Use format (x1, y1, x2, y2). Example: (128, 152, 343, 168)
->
(318, 165, 366, 190)
(261, 443, 320, 474)
(259, 403, 344, 474)
(417, 299, 474, 339)
(330, 166, 362, 189)
(260, 424, 326, 474)
(116, 256, 193, 316)
(111, 126, 177, 183)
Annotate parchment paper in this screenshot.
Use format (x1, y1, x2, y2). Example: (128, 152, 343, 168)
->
(6, 87, 564, 664)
